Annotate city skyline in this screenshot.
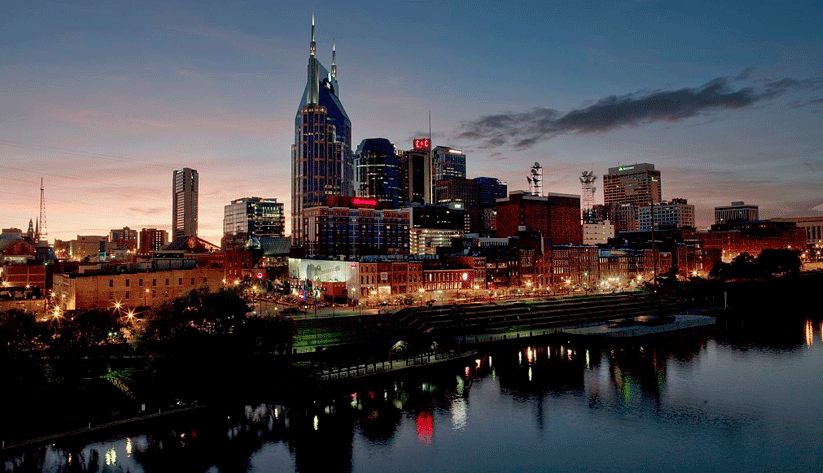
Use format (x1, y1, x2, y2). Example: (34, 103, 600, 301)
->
(2, 1, 821, 245)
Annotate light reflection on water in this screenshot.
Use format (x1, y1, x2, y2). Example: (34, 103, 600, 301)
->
(5, 317, 823, 473)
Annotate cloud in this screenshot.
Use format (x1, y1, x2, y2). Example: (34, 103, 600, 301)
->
(128, 207, 165, 216)
(456, 74, 822, 150)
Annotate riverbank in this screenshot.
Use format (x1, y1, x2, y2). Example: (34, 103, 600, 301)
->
(1, 405, 208, 456)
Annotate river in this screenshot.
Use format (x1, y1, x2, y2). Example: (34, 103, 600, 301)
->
(5, 315, 823, 472)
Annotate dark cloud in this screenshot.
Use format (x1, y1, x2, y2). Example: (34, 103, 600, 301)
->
(457, 74, 823, 150)
(734, 67, 754, 81)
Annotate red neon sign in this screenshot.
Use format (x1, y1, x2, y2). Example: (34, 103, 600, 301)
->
(413, 138, 431, 151)
(352, 197, 377, 206)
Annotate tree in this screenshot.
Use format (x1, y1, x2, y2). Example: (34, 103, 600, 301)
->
(0, 309, 41, 356)
(756, 249, 801, 276)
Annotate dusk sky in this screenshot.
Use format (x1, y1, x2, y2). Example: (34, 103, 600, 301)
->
(2, 0, 822, 245)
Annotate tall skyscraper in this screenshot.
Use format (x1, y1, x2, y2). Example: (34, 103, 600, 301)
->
(400, 139, 433, 205)
(172, 167, 198, 238)
(291, 15, 353, 245)
(432, 146, 466, 181)
(603, 163, 661, 207)
(355, 138, 400, 208)
(222, 197, 285, 250)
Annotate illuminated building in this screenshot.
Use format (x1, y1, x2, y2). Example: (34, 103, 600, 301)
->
(292, 16, 353, 246)
(355, 138, 400, 208)
(52, 265, 224, 311)
(301, 196, 409, 257)
(139, 228, 168, 254)
(222, 197, 285, 250)
(432, 146, 466, 180)
(108, 227, 138, 254)
(603, 163, 661, 207)
(407, 205, 466, 255)
(715, 201, 759, 224)
(434, 178, 478, 209)
(637, 199, 695, 231)
(172, 167, 198, 238)
(771, 216, 823, 248)
(583, 220, 615, 245)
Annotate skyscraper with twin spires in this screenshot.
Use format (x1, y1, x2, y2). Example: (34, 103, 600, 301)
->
(291, 15, 353, 246)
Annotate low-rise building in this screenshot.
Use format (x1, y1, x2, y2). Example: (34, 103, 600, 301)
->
(52, 265, 225, 312)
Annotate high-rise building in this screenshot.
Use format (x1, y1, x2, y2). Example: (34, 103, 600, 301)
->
(474, 177, 507, 206)
(301, 196, 409, 257)
(638, 198, 695, 231)
(291, 16, 353, 245)
(222, 197, 285, 250)
(139, 228, 168, 253)
(432, 146, 466, 181)
(434, 178, 478, 209)
(714, 201, 758, 224)
(603, 163, 661, 207)
(172, 167, 198, 238)
(400, 141, 432, 205)
(355, 138, 400, 209)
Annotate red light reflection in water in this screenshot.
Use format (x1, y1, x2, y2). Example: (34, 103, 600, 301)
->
(416, 411, 433, 444)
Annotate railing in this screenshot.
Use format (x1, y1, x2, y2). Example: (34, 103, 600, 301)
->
(314, 349, 469, 382)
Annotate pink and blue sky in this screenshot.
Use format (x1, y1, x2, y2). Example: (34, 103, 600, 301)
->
(2, 0, 822, 244)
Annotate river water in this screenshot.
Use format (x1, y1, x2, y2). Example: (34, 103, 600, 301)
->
(5, 315, 823, 472)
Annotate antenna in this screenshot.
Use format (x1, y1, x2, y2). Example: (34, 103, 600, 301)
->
(38, 177, 48, 242)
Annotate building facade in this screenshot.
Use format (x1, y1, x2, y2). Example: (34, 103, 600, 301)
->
(354, 138, 400, 209)
(603, 163, 662, 207)
(715, 201, 759, 224)
(291, 18, 353, 246)
(301, 196, 409, 257)
(52, 266, 225, 312)
(222, 197, 286, 250)
(108, 227, 138, 253)
(583, 220, 615, 245)
(496, 191, 583, 245)
(771, 216, 823, 248)
(172, 167, 199, 238)
(139, 228, 169, 254)
(432, 146, 466, 181)
(637, 198, 695, 231)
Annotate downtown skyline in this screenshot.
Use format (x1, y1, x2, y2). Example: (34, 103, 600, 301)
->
(2, 0, 822, 245)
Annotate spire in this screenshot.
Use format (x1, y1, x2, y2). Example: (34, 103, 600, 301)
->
(331, 39, 337, 79)
(310, 12, 316, 58)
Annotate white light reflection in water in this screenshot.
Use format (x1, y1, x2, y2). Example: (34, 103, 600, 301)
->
(104, 448, 116, 466)
(313, 415, 319, 431)
(528, 366, 533, 382)
(125, 437, 132, 457)
(451, 397, 468, 430)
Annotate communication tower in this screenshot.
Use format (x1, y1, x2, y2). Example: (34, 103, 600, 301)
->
(526, 162, 543, 196)
(579, 170, 597, 217)
(37, 177, 47, 243)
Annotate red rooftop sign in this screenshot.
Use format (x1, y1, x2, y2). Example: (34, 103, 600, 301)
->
(413, 138, 431, 151)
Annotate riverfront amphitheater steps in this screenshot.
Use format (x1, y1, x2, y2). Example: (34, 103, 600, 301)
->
(290, 292, 685, 353)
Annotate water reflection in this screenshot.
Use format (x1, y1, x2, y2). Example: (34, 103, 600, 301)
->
(6, 317, 823, 473)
